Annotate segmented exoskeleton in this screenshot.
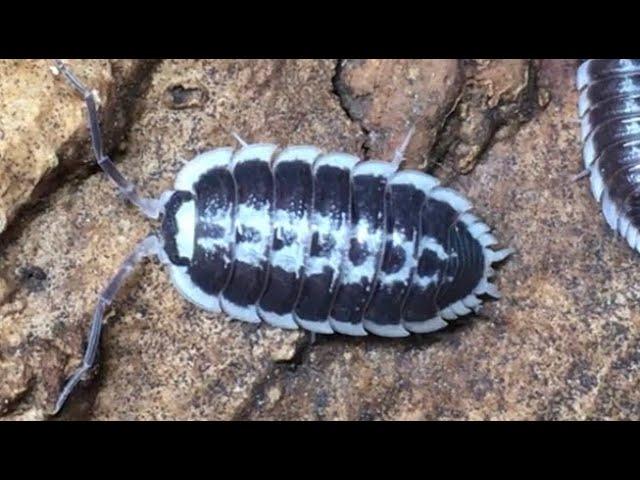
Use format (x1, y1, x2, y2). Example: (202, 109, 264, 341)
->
(578, 59, 640, 252)
(161, 145, 511, 338)
(51, 60, 512, 415)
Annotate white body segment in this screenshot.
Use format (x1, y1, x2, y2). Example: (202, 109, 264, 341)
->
(168, 147, 236, 313)
(220, 144, 278, 324)
(162, 144, 511, 337)
(363, 170, 440, 338)
(294, 152, 359, 334)
(174, 201, 196, 260)
(329, 160, 397, 336)
(175, 147, 234, 192)
(258, 146, 322, 329)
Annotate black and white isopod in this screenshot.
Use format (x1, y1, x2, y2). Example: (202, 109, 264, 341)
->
(51, 60, 513, 414)
(577, 59, 640, 252)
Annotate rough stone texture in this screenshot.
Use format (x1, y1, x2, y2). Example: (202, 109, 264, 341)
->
(0, 59, 361, 420)
(334, 59, 463, 166)
(335, 59, 542, 176)
(430, 59, 540, 177)
(0, 60, 156, 238)
(1, 59, 639, 420)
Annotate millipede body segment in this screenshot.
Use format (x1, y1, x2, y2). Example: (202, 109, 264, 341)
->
(578, 59, 640, 253)
(161, 144, 511, 337)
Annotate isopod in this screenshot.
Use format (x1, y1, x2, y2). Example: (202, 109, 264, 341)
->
(51, 60, 512, 414)
(577, 59, 640, 253)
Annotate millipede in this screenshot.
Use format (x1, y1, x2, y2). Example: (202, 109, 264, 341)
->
(577, 59, 640, 253)
(50, 60, 513, 414)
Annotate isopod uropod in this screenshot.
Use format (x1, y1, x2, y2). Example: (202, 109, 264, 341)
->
(577, 59, 640, 253)
(51, 60, 512, 414)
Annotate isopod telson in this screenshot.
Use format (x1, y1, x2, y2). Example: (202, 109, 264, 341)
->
(51, 60, 512, 414)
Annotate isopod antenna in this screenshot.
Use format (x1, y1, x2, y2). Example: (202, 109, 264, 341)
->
(53, 60, 167, 219)
(51, 60, 171, 415)
(53, 235, 164, 415)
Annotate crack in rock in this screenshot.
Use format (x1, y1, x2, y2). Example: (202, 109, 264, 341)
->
(332, 59, 372, 159)
(332, 59, 544, 179)
(0, 59, 160, 254)
(332, 59, 464, 166)
(428, 59, 543, 180)
(4, 59, 632, 421)
(1, 60, 355, 420)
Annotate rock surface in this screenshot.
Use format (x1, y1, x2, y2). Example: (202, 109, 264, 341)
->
(0, 60, 156, 238)
(334, 59, 463, 166)
(1, 59, 639, 420)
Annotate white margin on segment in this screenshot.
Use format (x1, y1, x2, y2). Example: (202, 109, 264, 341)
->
(578, 85, 595, 118)
(329, 318, 368, 336)
(580, 116, 593, 144)
(404, 316, 448, 334)
(175, 147, 234, 192)
(220, 297, 261, 324)
(403, 185, 513, 333)
(275, 145, 323, 165)
(169, 264, 221, 312)
(352, 159, 398, 177)
(576, 60, 593, 92)
(312, 152, 360, 172)
(468, 205, 513, 303)
(387, 169, 440, 192)
(601, 188, 620, 231)
(589, 159, 605, 201)
(230, 143, 279, 169)
(296, 318, 335, 335)
(428, 187, 472, 213)
(363, 319, 410, 338)
(258, 309, 299, 330)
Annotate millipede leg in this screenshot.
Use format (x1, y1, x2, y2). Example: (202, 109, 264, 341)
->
(52, 60, 166, 219)
(52, 235, 163, 415)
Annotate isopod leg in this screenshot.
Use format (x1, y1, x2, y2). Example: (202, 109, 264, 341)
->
(391, 125, 416, 168)
(53, 60, 165, 219)
(231, 131, 249, 148)
(52, 235, 163, 415)
(571, 169, 591, 183)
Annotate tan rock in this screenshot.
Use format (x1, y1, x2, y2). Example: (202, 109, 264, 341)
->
(2, 59, 639, 420)
(431, 59, 540, 176)
(335, 59, 463, 168)
(0, 355, 32, 416)
(0, 59, 156, 237)
(243, 60, 640, 420)
(0, 60, 360, 420)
